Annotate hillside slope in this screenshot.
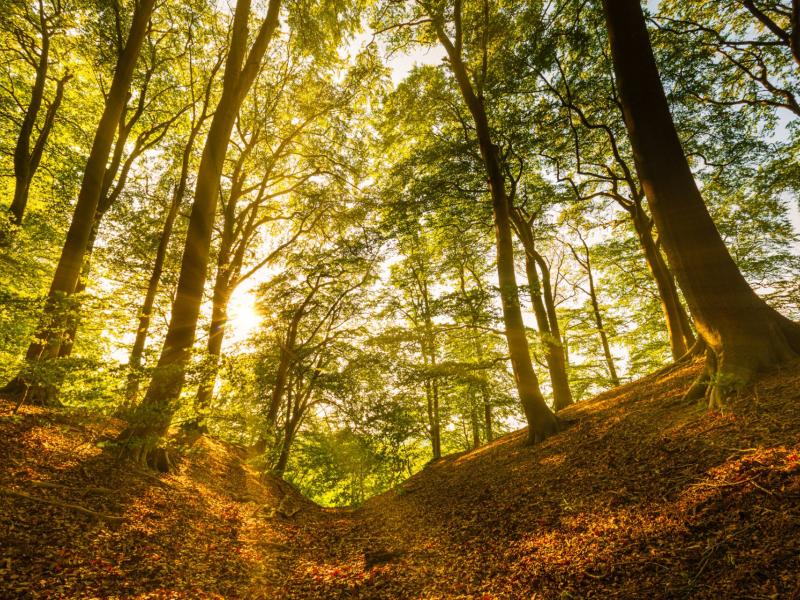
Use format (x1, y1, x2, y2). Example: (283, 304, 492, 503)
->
(1, 360, 799, 599)
(276, 361, 800, 599)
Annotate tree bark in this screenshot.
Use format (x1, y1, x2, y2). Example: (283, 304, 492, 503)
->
(430, 11, 559, 443)
(470, 389, 481, 448)
(118, 0, 282, 466)
(2, 0, 157, 404)
(630, 209, 694, 360)
(602, 0, 800, 406)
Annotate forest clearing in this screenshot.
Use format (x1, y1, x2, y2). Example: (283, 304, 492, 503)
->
(2, 0, 800, 596)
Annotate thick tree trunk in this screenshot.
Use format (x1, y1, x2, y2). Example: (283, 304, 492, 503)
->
(118, 0, 282, 465)
(602, 0, 800, 406)
(192, 169, 248, 425)
(432, 19, 559, 443)
(630, 209, 694, 360)
(273, 419, 296, 477)
(125, 98, 208, 407)
(57, 220, 100, 360)
(2, 0, 157, 404)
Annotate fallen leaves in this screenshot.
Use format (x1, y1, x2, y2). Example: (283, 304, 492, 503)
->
(2, 360, 800, 598)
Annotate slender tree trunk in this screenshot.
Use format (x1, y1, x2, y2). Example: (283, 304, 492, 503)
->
(2, 0, 157, 404)
(630, 209, 694, 360)
(192, 275, 231, 423)
(9, 72, 69, 228)
(585, 256, 620, 387)
(480, 389, 492, 443)
(421, 309, 441, 459)
(424, 379, 438, 459)
(431, 18, 559, 442)
(519, 233, 574, 410)
(123, 185, 183, 406)
(274, 392, 298, 477)
(266, 300, 310, 427)
(469, 388, 481, 448)
(118, 0, 282, 466)
(602, 0, 800, 406)
(432, 378, 441, 458)
(471, 332, 494, 442)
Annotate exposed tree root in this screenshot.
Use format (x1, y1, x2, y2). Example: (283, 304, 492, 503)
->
(117, 428, 179, 474)
(683, 318, 800, 408)
(0, 486, 124, 522)
(29, 480, 113, 495)
(525, 412, 561, 445)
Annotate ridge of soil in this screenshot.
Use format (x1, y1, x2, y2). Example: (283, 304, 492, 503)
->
(1, 359, 799, 598)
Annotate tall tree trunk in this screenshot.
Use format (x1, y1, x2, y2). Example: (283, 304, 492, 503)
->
(273, 414, 297, 477)
(602, 0, 800, 406)
(2, 0, 157, 404)
(124, 88, 211, 407)
(470, 328, 494, 442)
(422, 307, 441, 459)
(569, 238, 620, 387)
(118, 0, 282, 466)
(274, 381, 308, 477)
(588, 275, 620, 387)
(191, 159, 251, 425)
(430, 15, 559, 442)
(630, 209, 695, 360)
(432, 378, 441, 458)
(192, 273, 231, 423)
(57, 219, 100, 360)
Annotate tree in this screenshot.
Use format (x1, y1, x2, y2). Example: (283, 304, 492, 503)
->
(2, 0, 158, 404)
(190, 63, 360, 427)
(2, 0, 72, 230)
(378, 0, 560, 442)
(601, 0, 800, 406)
(118, 0, 283, 468)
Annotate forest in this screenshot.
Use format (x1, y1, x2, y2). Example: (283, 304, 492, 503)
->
(0, 0, 799, 597)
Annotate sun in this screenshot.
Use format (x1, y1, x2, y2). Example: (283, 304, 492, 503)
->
(224, 285, 263, 347)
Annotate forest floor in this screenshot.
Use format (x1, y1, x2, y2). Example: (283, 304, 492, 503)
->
(1, 360, 799, 599)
